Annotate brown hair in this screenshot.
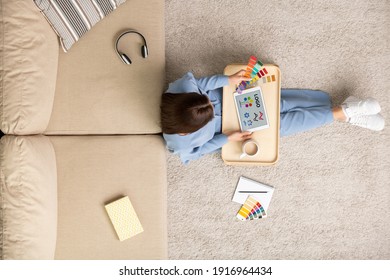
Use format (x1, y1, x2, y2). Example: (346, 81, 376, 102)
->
(160, 93, 214, 134)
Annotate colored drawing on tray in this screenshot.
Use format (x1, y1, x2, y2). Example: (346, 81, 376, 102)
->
(241, 97, 254, 108)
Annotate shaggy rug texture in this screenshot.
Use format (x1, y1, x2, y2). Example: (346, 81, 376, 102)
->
(165, 0, 389, 259)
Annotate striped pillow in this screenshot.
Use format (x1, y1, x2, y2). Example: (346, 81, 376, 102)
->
(33, 0, 127, 52)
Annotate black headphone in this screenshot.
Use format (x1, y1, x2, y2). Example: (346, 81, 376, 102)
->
(115, 30, 148, 64)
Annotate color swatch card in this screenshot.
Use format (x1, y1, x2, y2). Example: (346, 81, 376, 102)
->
(105, 196, 143, 241)
(232, 176, 274, 212)
(236, 196, 267, 221)
(236, 55, 276, 94)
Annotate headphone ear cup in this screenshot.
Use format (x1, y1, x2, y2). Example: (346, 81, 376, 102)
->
(120, 53, 132, 64)
(141, 45, 148, 58)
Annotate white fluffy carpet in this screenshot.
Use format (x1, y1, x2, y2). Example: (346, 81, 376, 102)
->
(165, 0, 390, 259)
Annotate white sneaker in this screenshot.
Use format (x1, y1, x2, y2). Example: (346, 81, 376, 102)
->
(341, 96, 381, 120)
(349, 114, 385, 131)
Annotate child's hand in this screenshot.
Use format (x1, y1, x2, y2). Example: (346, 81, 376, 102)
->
(228, 70, 252, 85)
(225, 131, 253, 142)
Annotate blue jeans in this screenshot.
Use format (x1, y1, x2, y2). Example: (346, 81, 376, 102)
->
(280, 89, 334, 137)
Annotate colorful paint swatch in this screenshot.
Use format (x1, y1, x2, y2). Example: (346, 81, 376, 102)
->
(236, 196, 267, 221)
(258, 75, 277, 84)
(251, 62, 262, 76)
(244, 55, 258, 78)
(245, 67, 269, 87)
(236, 56, 276, 93)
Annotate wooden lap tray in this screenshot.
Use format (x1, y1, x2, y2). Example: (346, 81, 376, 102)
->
(222, 64, 281, 166)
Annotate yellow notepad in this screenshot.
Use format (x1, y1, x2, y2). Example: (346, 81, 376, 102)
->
(105, 196, 143, 241)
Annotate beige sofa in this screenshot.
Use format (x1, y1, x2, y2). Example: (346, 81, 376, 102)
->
(0, 0, 167, 259)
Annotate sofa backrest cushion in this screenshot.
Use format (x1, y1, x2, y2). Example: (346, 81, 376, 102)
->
(33, 0, 127, 52)
(0, 0, 59, 135)
(0, 135, 57, 260)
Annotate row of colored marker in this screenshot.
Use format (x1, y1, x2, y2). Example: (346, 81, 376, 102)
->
(236, 55, 275, 94)
(236, 196, 267, 221)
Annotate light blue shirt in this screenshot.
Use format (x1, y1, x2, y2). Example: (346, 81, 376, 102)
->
(163, 72, 229, 165)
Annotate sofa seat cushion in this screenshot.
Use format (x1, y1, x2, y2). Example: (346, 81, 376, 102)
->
(0, 136, 58, 259)
(0, 0, 59, 135)
(49, 135, 167, 259)
(45, 0, 165, 135)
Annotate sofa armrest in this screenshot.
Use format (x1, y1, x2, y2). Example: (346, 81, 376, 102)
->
(0, 135, 57, 259)
(0, 0, 59, 135)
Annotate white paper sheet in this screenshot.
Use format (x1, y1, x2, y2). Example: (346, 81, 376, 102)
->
(232, 176, 274, 212)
